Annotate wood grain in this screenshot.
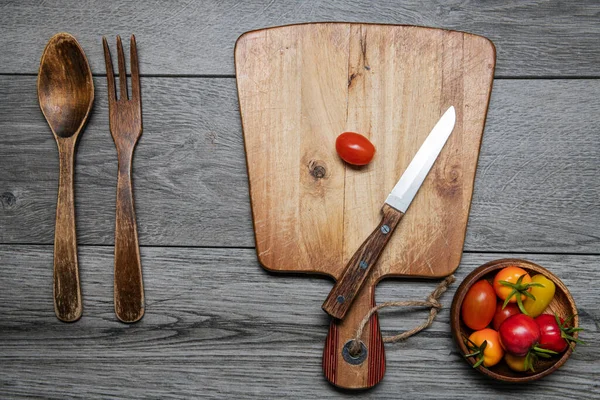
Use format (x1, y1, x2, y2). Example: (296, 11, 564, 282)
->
(1, 77, 599, 253)
(1, 2, 598, 397)
(103, 35, 145, 323)
(37, 32, 94, 322)
(51, 138, 82, 322)
(237, 24, 495, 288)
(0, 77, 253, 248)
(0, 246, 598, 398)
(236, 23, 349, 277)
(1, 0, 600, 76)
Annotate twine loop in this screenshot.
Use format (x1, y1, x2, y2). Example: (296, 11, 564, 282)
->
(348, 275, 456, 356)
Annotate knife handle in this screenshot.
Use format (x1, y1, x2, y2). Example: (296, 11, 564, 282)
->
(322, 204, 404, 320)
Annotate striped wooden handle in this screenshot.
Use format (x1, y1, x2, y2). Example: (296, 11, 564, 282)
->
(323, 283, 385, 389)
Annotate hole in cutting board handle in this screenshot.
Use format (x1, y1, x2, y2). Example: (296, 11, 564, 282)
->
(342, 340, 367, 365)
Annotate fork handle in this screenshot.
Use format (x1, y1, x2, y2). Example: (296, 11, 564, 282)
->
(114, 151, 144, 323)
(53, 138, 82, 322)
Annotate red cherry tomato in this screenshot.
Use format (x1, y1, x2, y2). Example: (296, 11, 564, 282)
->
(492, 302, 520, 330)
(535, 314, 568, 353)
(498, 314, 541, 356)
(461, 280, 496, 330)
(335, 132, 376, 165)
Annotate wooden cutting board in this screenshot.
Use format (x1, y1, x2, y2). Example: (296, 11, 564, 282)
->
(235, 23, 495, 389)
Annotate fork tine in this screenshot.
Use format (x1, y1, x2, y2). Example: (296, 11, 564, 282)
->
(130, 35, 141, 102)
(102, 37, 116, 103)
(116, 35, 128, 100)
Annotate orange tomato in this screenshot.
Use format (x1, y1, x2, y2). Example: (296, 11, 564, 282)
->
(493, 266, 532, 303)
(466, 328, 504, 368)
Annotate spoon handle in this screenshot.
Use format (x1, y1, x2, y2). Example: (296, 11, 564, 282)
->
(53, 139, 82, 322)
(114, 151, 144, 323)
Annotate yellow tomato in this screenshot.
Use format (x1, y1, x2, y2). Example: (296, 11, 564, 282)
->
(523, 274, 556, 317)
(504, 353, 531, 372)
(467, 329, 504, 368)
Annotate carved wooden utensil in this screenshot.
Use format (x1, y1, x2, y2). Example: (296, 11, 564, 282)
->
(102, 35, 144, 323)
(38, 32, 94, 322)
(236, 23, 495, 389)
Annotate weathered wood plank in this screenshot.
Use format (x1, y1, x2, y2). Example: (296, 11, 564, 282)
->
(1, 1, 599, 77)
(0, 76, 252, 247)
(1, 77, 598, 253)
(0, 246, 598, 399)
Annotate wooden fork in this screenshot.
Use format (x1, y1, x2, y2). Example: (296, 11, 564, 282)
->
(102, 35, 144, 323)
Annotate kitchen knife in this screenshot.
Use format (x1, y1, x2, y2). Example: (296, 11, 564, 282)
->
(322, 106, 457, 320)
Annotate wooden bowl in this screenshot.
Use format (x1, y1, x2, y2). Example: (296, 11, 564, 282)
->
(450, 259, 578, 382)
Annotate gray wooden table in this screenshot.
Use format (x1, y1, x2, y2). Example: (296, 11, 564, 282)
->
(1, 1, 598, 398)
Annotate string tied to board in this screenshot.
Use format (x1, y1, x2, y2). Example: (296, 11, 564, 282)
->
(348, 275, 456, 356)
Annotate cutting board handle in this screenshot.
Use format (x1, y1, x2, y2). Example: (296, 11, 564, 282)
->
(323, 283, 385, 389)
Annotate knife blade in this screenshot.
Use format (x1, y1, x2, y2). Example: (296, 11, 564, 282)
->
(322, 106, 457, 320)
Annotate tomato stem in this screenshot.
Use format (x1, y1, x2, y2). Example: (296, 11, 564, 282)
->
(499, 274, 545, 315)
(532, 345, 558, 355)
(463, 336, 488, 369)
(524, 352, 536, 372)
(555, 313, 585, 347)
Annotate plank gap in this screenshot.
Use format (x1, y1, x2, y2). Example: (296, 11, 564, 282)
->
(0, 244, 598, 257)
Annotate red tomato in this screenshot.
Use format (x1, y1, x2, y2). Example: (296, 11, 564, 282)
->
(335, 132, 376, 165)
(498, 314, 541, 356)
(461, 280, 496, 330)
(536, 314, 568, 353)
(492, 302, 520, 330)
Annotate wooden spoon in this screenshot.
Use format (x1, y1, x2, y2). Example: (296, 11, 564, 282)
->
(38, 33, 94, 322)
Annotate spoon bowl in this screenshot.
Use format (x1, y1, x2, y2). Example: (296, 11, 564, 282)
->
(37, 32, 94, 322)
(38, 33, 94, 139)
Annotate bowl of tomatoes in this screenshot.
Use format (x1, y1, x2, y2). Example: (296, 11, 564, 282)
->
(450, 259, 581, 382)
